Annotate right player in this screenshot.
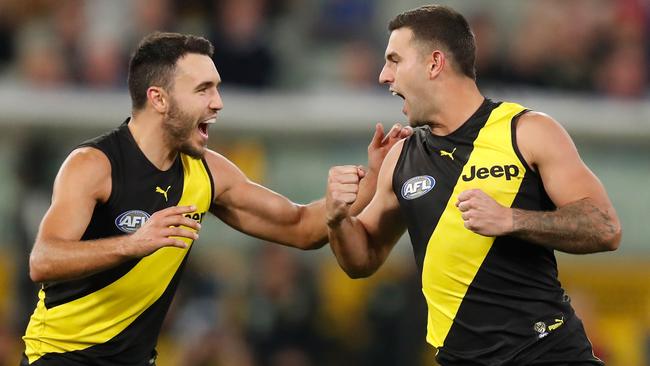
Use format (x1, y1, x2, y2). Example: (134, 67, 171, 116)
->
(326, 5, 621, 365)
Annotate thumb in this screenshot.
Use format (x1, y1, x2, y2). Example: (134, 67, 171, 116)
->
(357, 165, 367, 178)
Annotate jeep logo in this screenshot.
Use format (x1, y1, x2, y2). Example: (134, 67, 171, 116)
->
(184, 212, 206, 223)
(461, 164, 519, 182)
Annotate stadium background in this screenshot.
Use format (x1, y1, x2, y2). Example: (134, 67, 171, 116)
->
(0, 0, 648, 365)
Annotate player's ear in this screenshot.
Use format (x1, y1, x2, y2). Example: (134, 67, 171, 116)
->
(147, 86, 167, 113)
(428, 50, 445, 79)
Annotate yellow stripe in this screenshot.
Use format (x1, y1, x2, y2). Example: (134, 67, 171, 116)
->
(24, 154, 211, 363)
(422, 103, 527, 347)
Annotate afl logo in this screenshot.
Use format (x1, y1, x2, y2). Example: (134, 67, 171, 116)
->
(115, 210, 150, 233)
(401, 175, 436, 200)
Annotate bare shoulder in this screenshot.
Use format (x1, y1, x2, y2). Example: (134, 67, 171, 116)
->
(202, 148, 244, 177)
(372, 137, 406, 198)
(68, 146, 110, 165)
(64, 147, 111, 178)
(202, 148, 248, 201)
(56, 146, 111, 202)
(516, 111, 574, 140)
(515, 111, 577, 168)
(382, 138, 407, 174)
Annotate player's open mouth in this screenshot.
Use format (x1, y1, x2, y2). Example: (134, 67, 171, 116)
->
(198, 117, 216, 138)
(391, 89, 407, 115)
(390, 89, 405, 100)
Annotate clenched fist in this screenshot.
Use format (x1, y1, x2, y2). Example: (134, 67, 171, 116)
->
(456, 189, 513, 237)
(326, 165, 366, 227)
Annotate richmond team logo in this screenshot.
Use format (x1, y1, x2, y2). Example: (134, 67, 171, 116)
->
(115, 210, 151, 233)
(401, 175, 436, 200)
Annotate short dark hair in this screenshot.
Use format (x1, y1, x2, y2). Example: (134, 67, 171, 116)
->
(127, 32, 214, 110)
(389, 5, 476, 79)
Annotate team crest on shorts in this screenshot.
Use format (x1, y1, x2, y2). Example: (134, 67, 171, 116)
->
(115, 210, 150, 233)
(401, 175, 436, 200)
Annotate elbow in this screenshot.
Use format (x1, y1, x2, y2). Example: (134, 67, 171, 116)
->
(341, 263, 377, 279)
(29, 245, 53, 283)
(602, 224, 622, 252)
(287, 236, 327, 251)
(29, 252, 47, 283)
(346, 269, 373, 279)
(296, 238, 327, 251)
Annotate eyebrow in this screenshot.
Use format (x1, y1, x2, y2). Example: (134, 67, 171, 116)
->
(385, 51, 399, 61)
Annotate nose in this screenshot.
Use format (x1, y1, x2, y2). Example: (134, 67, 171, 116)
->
(210, 90, 223, 111)
(378, 63, 393, 85)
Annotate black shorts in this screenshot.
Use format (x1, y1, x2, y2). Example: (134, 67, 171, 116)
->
(20, 354, 157, 366)
(526, 320, 604, 366)
(516, 317, 604, 366)
(435, 317, 604, 366)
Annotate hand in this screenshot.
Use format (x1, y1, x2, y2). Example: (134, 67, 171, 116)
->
(456, 189, 512, 237)
(326, 165, 366, 227)
(367, 123, 413, 173)
(123, 205, 201, 258)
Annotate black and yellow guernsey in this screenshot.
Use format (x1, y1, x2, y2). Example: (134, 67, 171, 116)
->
(23, 120, 213, 366)
(394, 99, 584, 364)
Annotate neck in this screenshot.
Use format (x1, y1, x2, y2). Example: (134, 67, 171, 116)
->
(426, 77, 485, 136)
(128, 111, 177, 171)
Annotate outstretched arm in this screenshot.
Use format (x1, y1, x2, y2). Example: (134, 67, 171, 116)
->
(327, 139, 407, 278)
(456, 112, 621, 254)
(30, 148, 200, 282)
(208, 123, 411, 250)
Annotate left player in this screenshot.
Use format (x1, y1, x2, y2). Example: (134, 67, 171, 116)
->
(21, 32, 411, 365)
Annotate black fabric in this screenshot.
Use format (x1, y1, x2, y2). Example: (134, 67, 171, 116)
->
(27, 119, 196, 365)
(393, 98, 497, 270)
(393, 100, 596, 364)
(43, 120, 183, 308)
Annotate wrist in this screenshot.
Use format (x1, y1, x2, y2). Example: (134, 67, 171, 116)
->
(496, 207, 513, 236)
(116, 237, 133, 259)
(327, 215, 343, 229)
(327, 211, 350, 229)
(509, 208, 527, 235)
(365, 162, 380, 177)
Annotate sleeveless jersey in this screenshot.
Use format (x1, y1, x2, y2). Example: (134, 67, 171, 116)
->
(23, 120, 213, 365)
(393, 99, 581, 364)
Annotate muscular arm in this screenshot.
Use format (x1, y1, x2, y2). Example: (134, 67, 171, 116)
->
(207, 147, 327, 249)
(30, 148, 199, 282)
(207, 124, 410, 250)
(206, 152, 366, 250)
(457, 112, 621, 254)
(511, 198, 619, 253)
(327, 140, 407, 278)
(510, 112, 621, 253)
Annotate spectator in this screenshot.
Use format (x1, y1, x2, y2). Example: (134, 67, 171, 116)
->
(245, 245, 324, 366)
(209, 0, 277, 88)
(15, 21, 67, 86)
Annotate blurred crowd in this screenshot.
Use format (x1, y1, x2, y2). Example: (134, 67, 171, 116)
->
(471, 0, 649, 97)
(0, 1, 649, 365)
(0, 0, 647, 97)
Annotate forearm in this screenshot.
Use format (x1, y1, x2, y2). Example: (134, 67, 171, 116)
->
(30, 236, 130, 282)
(328, 217, 381, 278)
(511, 198, 621, 253)
(350, 170, 378, 215)
(289, 172, 378, 250)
